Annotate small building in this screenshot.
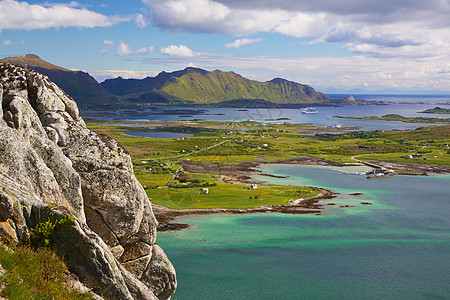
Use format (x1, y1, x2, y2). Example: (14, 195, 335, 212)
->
(201, 188, 209, 194)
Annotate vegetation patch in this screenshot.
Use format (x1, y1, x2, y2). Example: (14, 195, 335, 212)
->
(0, 241, 91, 300)
(336, 114, 450, 124)
(147, 181, 320, 210)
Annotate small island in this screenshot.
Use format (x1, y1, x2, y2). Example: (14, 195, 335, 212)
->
(420, 107, 450, 114)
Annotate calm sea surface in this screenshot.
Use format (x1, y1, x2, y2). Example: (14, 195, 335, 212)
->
(157, 166, 450, 299)
(82, 94, 450, 131)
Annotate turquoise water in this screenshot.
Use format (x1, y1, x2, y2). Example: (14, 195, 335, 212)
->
(157, 165, 450, 299)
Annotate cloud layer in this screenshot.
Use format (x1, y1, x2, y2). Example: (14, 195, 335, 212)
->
(0, 0, 125, 30)
(137, 54, 450, 92)
(88, 69, 159, 82)
(142, 0, 450, 59)
(225, 38, 263, 49)
(98, 40, 153, 56)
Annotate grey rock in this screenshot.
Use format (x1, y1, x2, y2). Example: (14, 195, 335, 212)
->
(0, 63, 176, 299)
(141, 245, 177, 300)
(0, 83, 3, 121)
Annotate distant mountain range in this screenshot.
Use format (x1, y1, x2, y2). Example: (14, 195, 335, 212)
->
(1, 54, 367, 108)
(100, 67, 344, 107)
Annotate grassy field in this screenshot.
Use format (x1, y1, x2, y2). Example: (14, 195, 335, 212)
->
(147, 181, 320, 210)
(336, 114, 450, 124)
(92, 122, 450, 165)
(88, 121, 450, 210)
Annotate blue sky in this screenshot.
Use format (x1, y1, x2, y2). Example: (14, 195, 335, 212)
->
(0, 0, 449, 93)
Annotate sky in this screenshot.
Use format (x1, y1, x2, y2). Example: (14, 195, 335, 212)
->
(0, 0, 449, 94)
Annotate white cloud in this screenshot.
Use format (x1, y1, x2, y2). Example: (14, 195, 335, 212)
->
(88, 70, 159, 82)
(161, 45, 198, 57)
(143, 0, 289, 36)
(0, 0, 127, 30)
(135, 13, 150, 28)
(98, 40, 114, 54)
(2, 40, 13, 46)
(142, 0, 450, 60)
(274, 12, 329, 38)
(116, 42, 153, 56)
(225, 38, 263, 49)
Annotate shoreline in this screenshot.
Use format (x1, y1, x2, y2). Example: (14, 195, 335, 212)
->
(153, 155, 450, 231)
(153, 188, 336, 231)
(154, 156, 357, 231)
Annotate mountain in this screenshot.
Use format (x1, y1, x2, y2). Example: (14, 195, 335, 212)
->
(0, 54, 117, 108)
(102, 67, 347, 106)
(1, 55, 361, 108)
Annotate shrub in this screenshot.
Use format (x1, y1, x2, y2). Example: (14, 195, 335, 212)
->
(30, 215, 74, 249)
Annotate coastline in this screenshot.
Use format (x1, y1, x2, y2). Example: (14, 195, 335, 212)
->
(153, 156, 358, 231)
(153, 188, 336, 231)
(153, 155, 450, 231)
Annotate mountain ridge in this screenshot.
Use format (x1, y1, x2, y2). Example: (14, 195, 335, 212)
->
(1, 54, 363, 108)
(101, 67, 344, 106)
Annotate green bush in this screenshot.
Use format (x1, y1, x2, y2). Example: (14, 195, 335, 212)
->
(30, 215, 74, 249)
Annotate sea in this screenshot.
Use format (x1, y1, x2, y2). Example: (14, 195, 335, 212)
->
(157, 166, 450, 299)
(82, 94, 450, 132)
(93, 94, 450, 299)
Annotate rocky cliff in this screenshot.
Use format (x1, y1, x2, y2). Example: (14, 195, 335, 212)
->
(0, 63, 176, 299)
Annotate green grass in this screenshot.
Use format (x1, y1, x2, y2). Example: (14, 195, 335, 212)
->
(357, 150, 450, 165)
(135, 173, 173, 188)
(90, 123, 450, 167)
(135, 170, 321, 209)
(337, 114, 450, 124)
(147, 182, 320, 209)
(0, 242, 92, 300)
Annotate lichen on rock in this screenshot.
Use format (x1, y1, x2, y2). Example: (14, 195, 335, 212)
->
(0, 63, 176, 299)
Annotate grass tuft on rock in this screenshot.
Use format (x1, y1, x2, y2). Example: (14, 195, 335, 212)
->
(0, 241, 92, 300)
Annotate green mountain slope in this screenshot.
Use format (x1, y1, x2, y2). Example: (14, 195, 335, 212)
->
(102, 68, 347, 106)
(1, 55, 360, 108)
(0, 54, 117, 108)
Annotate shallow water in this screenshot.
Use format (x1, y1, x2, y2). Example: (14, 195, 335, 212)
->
(157, 165, 450, 299)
